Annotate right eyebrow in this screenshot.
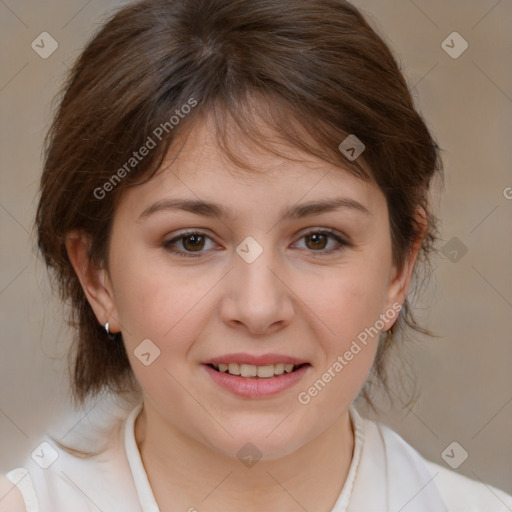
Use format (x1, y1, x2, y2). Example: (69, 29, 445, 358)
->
(138, 199, 235, 221)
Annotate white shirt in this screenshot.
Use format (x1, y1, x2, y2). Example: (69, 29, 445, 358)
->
(5, 404, 512, 511)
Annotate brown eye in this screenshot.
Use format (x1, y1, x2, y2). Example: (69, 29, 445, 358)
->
(305, 233, 329, 250)
(163, 231, 217, 257)
(181, 234, 206, 252)
(293, 230, 349, 254)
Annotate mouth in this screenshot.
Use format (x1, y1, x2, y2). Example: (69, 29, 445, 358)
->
(202, 354, 311, 397)
(205, 362, 310, 379)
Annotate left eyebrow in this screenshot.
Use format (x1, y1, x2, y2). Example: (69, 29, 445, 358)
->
(137, 196, 371, 221)
(283, 197, 371, 219)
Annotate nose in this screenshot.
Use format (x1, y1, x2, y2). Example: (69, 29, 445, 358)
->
(220, 247, 295, 335)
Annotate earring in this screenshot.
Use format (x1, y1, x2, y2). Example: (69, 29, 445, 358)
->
(104, 321, 118, 341)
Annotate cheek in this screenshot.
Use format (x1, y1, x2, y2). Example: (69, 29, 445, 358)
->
(112, 261, 216, 405)
(298, 256, 391, 343)
(293, 301, 384, 425)
(291, 253, 392, 403)
(109, 243, 219, 361)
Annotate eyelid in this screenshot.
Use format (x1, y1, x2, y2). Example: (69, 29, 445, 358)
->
(163, 227, 351, 258)
(163, 230, 221, 258)
(292, 227, 351, 252)
(297, 227, 349, 242)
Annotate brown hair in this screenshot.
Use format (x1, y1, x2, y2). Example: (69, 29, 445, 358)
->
(36, 0, 443, 406)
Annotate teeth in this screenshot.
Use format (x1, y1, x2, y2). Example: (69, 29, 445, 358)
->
(213, 362, 300, 378)
(257, 365, 275, 378)
(274, 363, 285, 375)
(228, 363, 240, 375)
(240, 364, 257, 377)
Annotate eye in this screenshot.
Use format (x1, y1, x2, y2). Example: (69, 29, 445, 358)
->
(293, 229, 349, 254)
(163, 229, 349, 258)
(163, 231, 218, 257)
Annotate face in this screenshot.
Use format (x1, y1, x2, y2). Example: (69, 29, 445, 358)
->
(72, 115, 416, 460)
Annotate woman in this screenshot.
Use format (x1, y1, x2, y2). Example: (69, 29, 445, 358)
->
(2, 0, 511, 510)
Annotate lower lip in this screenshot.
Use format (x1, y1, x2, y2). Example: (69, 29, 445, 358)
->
(202, 364, 310, 398)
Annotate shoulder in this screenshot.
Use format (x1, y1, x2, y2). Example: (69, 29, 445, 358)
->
(0, 472, 28, 512)
(426, 460, 512, 511)
(370, 419, 512, 511)
(2, 442, 124, 511)
(1, 403, 144, 512)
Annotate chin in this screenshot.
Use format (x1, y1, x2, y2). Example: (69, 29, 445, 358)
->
(202, 421, 313, 463)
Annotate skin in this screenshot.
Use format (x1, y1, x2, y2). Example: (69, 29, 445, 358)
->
(66, 114, 422, 511)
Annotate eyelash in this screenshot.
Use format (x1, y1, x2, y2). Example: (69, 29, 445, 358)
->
(163, 229, 350, 258)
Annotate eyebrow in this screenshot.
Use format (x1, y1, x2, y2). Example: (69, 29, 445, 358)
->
(137, 196, 371, 221)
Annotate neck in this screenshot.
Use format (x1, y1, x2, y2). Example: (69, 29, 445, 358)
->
(135, 404, 355, 512)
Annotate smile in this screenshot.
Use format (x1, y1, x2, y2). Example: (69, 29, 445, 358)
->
(203, 362, 311, 398)
(207, 362, 307, 378)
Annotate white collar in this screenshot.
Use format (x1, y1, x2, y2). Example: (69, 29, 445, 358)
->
(123, 403, 365, 512)
(124, 403, 160, 512)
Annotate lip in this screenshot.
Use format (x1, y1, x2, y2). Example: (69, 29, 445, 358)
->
(204, 353, 309, 366)
(202, 362, 311, 399)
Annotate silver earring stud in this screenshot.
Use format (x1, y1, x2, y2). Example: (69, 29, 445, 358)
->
(104, 321, 117, 340)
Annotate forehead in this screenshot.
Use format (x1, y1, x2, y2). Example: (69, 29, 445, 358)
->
(117, 113, 385, 219)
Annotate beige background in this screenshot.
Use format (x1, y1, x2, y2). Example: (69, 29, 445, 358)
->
(1, 0, 511, 499)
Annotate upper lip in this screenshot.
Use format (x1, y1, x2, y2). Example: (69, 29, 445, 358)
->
(204, 353, 310, 366)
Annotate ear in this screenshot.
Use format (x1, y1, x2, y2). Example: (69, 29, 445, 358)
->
(381, 207, 427, 331)
(65, 230, 121, 333)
